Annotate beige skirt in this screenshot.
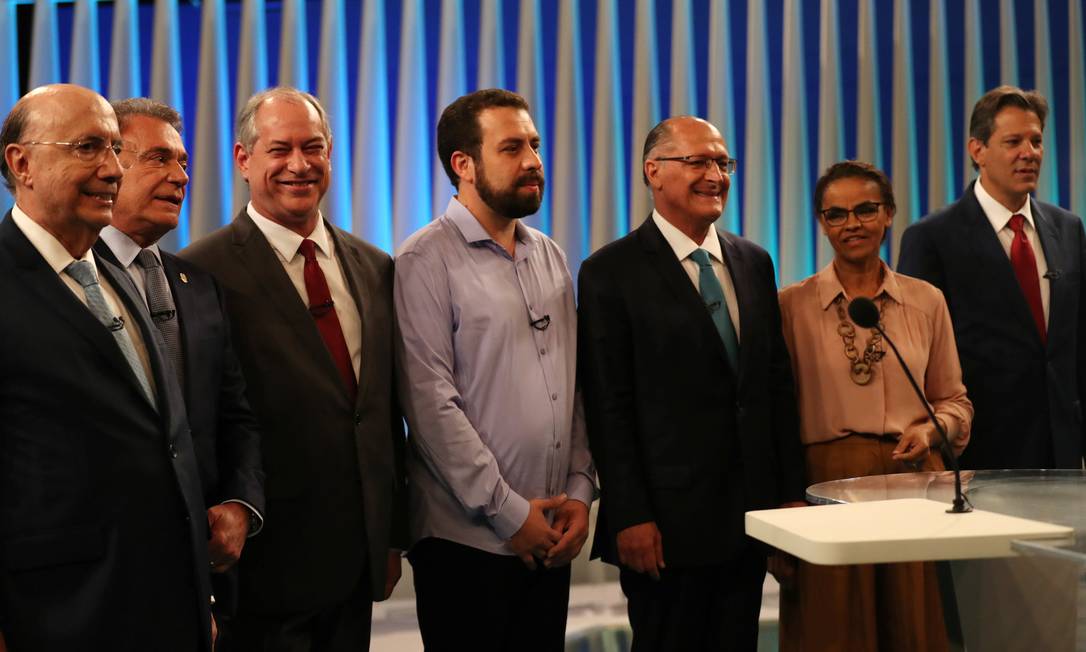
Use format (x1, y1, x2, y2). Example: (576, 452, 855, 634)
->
(778, 434, 950, 652)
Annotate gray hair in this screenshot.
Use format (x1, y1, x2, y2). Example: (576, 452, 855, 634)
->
(235, 86, 331, 151)
(111, 97, 183, 134)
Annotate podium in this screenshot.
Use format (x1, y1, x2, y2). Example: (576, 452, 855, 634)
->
(746, 470, 1086, 651)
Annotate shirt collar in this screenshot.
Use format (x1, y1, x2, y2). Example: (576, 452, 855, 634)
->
(247, 202, 333, 262)
(444, 196, 536, 257)
(98, 225, 161, 268)
(974, 177, 1034, 233)
(652, 209, 724, 264)
(10, 202, 97, 275)
(814, 260, 904, 311)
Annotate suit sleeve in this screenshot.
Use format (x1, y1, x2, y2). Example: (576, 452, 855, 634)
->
(393, 249, 530, 541)
(577, 258, 654, 534)
(210, 278, 266, 523)
(1075, 220, 1086, 463)
(757, 252, 805, 503)
(896, 222, 945, 290)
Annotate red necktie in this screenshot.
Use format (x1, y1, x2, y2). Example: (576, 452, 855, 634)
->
(1008, 214, 1047, 344)
(299, 239, 358, 398)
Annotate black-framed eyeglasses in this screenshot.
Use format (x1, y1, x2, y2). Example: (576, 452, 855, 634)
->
(820, 202, 884, 227)
(21, 138, 124, 163)
(653, 155, 738, 175)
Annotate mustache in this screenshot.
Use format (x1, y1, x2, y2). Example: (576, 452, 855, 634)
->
(517, 172, 545, 186)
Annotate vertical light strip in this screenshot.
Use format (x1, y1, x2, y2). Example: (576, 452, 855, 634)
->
(70, 0, 100, 91)
(0, 1, 18, 210)
(431, 0, 466, 220)
(669, 0, 697, 115)
(856, 0, 883, 170)
(516, 0, 549, 232)
(30, 0, 59, 88)
(552, 0, 589, 273)
(708, 0, 738, 235)
(590, 0, 627, 252)
(191, 0, 232, 238)
(278, 0, 310, 90)
(629, 0, 660, 230)
(353, 0, 392, 250)
(393, 0, 431, 247)
(233, 0, 268, 217)
(743, 0, 778, 264)
(963, 0, 985, 187)
(152, 0, 186, 249)
(890, 0, 920, 262)
(109, 0, 140, 98)
(927, 0, 955, 211)
(1034, 0, 1059, 205)
(999, 0, 1018, 85)
(318, 0, 352, 231)
(778, 0, 812, 284)
(1069, 0, 1086, 216)
(816, 0, 844, 268)
(477, 0, 505, 89)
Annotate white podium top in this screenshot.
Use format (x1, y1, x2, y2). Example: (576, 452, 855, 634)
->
(745, 498, 1073, 565)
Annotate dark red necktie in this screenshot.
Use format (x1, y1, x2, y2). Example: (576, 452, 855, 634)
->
(299, 239, 357, 398)
(1008, 214, 1047, 344)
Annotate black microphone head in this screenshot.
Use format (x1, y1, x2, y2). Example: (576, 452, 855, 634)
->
(847, 297, 880, 328)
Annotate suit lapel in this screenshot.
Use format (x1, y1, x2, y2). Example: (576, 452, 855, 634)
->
(162, 253, 195, 401)
(718, 230, 750, 381)
(327, 224, 371, 408)
(637, 217, 734, 372)
(1031, 199, 1064, 351)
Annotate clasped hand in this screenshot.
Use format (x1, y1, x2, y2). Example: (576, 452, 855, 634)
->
(508, 493, 590, 570)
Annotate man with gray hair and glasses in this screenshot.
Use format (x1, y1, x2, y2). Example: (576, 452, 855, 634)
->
(93, 97, 265, 646)
(0, 84, 214, 649)
(182, 87, 405, 651)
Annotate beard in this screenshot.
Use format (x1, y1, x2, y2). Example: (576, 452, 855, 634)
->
(475, 163, 545, 219)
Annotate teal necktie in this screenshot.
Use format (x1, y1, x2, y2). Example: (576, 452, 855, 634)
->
(689, 248, 739, 371)
(65, 260, 157, 409)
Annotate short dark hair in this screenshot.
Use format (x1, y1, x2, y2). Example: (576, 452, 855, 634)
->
(0, 101, 31, 192)
(436, 89, 530, 188)
(641, 119, 680, 186)
(112, 97, 183, 134)
(813, 160, 896, 217)
(969, 86, 1048, 170)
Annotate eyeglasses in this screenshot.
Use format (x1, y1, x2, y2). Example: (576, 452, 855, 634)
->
(21, 138, 123, 163)
(653, 155, 738, 175)
(820, 202, 884, 227)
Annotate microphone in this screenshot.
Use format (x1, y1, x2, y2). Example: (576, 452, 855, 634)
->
(847, 297, 972, 514)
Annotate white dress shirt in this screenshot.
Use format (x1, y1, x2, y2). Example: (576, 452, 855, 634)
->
(974, 179, 1049, 325)
(247, 203, 363, 378)
(11, 204, 156, 395)
(652, 209, 741, 340)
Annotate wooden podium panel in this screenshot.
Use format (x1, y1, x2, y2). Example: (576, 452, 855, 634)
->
(745, 498, 1073, 565)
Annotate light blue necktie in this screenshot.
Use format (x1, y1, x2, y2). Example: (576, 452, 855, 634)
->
(65, 260, 157, 409)
(689, 248, 739, 371)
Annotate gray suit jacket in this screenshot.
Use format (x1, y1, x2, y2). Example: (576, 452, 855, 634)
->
(180, 211, 406, 614)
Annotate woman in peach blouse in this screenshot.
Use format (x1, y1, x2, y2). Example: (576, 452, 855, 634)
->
(777, 161, 973, 652)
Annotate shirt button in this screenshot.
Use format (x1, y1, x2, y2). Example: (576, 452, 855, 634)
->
(555, 441, 562, 449)
(551, 393, 558, 401)
(539, 348, 546, 355)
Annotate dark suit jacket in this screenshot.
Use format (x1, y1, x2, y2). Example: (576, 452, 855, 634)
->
(95, 240, 266, 613)
(0, 214, 212, 650)
(898, 181, 1086, 469)
(180, 211, 406, 614)
(578, 217, 804, 569)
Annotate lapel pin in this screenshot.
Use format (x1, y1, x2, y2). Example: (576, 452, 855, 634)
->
(179, 272, 189, 284)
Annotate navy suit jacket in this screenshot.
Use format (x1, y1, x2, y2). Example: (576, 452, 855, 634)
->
(95, 240, 266, 614)
(0, 214, 212, 650)
(898, 181, 1086, 469)
(578, 216, 804, 568)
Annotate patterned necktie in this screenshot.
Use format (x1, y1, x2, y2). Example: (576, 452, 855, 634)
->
(1008, 214, 1047, 344)
(689, 248, 740, 371)
(135, 249, 184, 389)
(65, 260, 157, 408)
(298, 239, 357, 398)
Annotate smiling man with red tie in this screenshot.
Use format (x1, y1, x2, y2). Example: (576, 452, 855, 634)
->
(181, 87, 406, 651)
(899, 86, 1086, 471)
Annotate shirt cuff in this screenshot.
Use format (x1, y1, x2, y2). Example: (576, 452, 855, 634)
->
(223, 499, 263, 537)
(564, 474, 596, 508)
(491, 490, 530, 541)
